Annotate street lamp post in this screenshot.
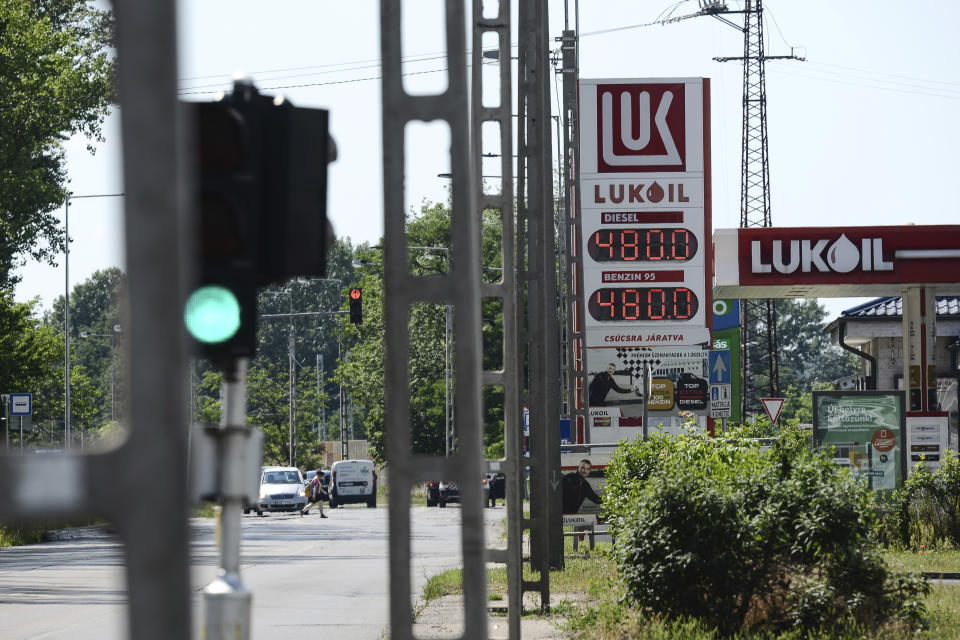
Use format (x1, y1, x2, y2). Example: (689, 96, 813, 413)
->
(79, 325, 122, 421)
(410, 246, 453, 457)
(354, 249, 454, 456)
(265, 278, 344, 467)
(265, 290, 297, 467)
(63, 192, 124, 452)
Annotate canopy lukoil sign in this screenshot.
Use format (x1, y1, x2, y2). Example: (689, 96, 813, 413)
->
(579, 78, 712, 348)
(714, 225, 960, 298)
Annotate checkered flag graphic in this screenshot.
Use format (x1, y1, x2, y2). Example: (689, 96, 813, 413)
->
(615, 348, 660, 381)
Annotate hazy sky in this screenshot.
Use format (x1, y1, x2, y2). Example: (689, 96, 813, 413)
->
(15, 0, 960, 322)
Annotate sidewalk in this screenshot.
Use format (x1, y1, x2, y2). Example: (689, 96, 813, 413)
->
(412, 593, 573, 639)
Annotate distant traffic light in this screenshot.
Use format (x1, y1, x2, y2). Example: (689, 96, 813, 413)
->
(349, 288, 362, 324)
(184, 79, 334, 365)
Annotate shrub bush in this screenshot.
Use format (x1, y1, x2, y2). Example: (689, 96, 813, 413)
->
(877, 449, 960, 549)
(604, 429, 928, 636)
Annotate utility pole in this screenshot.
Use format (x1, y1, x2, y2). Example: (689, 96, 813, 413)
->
(259, 307, 349, 463)
(339, 335, 347, 461)
(664, 0, 804, 419)
(710, 0, 803, 418)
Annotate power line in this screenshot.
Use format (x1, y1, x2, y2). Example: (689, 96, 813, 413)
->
(767, 62, 960, 100)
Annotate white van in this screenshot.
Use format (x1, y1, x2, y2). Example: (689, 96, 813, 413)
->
(329, 459, 377, 508)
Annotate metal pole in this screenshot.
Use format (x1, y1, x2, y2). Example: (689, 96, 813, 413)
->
(204, 359, 252, 640)
(445, 302, 452, 455)
(339, 336, 347, 461)
(642, 363, 650, 440)
(319, 353, 326, 441)
(111, 333, 117, 421)
(288, 303, 295, 467)
(64, 194, 71, 452)
(316, 353, 323, 442)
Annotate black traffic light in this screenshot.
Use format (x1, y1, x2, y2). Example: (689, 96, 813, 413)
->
(184, 79, 334, 365)
(184, 96, 259, 363)
(349, 288, 362, 324)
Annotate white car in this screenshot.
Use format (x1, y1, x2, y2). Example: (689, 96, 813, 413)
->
(254, 466, 307, 513)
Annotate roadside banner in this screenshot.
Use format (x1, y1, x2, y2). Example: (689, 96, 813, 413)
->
(813, 391, 906, 491)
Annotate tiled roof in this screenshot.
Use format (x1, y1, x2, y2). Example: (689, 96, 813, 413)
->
(841, 296, 960, 318)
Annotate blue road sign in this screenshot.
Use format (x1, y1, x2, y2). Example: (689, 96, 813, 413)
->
(9, 393, 32, 415)
(708, 351, 732, 385)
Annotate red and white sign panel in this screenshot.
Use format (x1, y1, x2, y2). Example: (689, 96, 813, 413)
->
(761, 398, 785, 425)
(579, 78, 712, 348)
(714, 225, 960, 298)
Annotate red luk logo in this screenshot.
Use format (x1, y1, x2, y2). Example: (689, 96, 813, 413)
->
(597, 83, 686, 173)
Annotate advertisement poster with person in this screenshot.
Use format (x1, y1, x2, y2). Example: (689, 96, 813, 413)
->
(587, 347, 709, 441)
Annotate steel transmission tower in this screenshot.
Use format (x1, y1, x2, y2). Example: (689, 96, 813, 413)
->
(705, 0, 803, 417)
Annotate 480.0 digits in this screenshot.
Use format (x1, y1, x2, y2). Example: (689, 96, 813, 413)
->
(587, 227, 697, 262)
(587, 287, 699, 321)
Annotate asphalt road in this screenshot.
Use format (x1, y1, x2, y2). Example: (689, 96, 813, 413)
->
(0, 504, 503, 639)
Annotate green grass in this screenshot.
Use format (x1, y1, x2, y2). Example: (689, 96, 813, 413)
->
(885, 548, 960, 573)
(0, 523, 49, 547)
(191, 503, 218, 518)
(417, 544, 960, 638)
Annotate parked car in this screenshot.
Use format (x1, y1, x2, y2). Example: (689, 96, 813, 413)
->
(329, 460, 377, 508)
(426, 475, 502, 507)
(437, 480, 459, 508)
(252, 466, 307, 513)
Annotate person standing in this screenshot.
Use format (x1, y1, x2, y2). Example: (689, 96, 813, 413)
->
(301, 472, 328, 518)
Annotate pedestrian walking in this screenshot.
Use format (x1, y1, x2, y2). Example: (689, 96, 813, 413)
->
(301, 472, 328, 517)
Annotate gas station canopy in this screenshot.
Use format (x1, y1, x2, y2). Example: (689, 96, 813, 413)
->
(714, 225, 960, 299)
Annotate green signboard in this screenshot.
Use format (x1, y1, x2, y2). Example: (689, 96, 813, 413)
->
(712, 327, 741, 423)
(812, 391, 906, 490)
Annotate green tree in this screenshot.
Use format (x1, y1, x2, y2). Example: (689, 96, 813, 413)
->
(0, 291, 99, 447)
(0, 0, 115, 288)
(339, 201, 507, 463)
(196, 362, 327, 469)
(776, 298, 858, 391)
(46, 267, 125, 424)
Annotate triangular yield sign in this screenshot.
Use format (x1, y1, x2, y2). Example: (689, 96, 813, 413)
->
(761, 398, 785, 424)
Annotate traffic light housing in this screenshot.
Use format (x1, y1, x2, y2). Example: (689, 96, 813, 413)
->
(349, 288, 362, 324)
(184, 98, 259, 363)
(185, 80, 333, 365)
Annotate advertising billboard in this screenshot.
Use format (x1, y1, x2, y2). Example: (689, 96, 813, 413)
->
(813, 391, 906, 491)
(586, 347, 709, 441)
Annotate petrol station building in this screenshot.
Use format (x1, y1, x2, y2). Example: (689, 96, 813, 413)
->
(714, 224, 960, 475)
(825, 296, 960, 448)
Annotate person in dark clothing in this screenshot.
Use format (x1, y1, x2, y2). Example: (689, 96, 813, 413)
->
(561, 459, 602, 514)
(588, 363, 636, 406)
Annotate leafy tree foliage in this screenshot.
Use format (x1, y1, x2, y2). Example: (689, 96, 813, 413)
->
(0, 0, 115, 288)
(46, 267, 124, 424)
(776, 298, 858, 391)
(0, 290, 99, 446)
(337, 201, 507, 463)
